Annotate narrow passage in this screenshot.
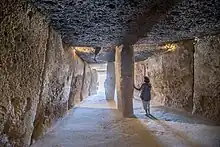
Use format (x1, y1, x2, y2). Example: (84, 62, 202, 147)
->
(32, 92, 220, 147)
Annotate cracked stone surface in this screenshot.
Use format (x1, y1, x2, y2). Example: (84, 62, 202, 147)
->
(74, 46, 115, 63)
(31, 0, 220, 46)
(30, 0, 220, 63)
(134, 35, 220, 123)
(138, 0, 220, 44)
(135, 40, 194, 112)
(30, 0, 156, 47)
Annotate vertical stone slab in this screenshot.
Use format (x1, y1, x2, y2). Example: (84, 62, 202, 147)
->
(193, 35, 220, 123)
(0, 1, 48, 146)
(32, 27, 74, 141)
(67, 48, 84, 108)
(161, 41, 194, 111)
(115, 45, 134, 117)
(89, 69, 98, 95)
(115, 46, 122, 111)
(105, 62, 116, 100)
(80, 63, 92, 100)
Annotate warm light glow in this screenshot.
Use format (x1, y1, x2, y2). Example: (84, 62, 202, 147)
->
(161, 43, 177, 52)
(75, 47, 95, 53)
(72, 48, 76, 57)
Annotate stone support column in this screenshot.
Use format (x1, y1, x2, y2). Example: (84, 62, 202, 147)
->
(115, 44, 134, 117)
(105, 62, 116, 100)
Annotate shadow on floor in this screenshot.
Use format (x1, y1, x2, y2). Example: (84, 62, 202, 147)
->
(133, 104, 218, 126)
(133, 113, 203, 147)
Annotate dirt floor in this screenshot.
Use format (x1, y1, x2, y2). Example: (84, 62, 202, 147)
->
(31, 92, 220, 147)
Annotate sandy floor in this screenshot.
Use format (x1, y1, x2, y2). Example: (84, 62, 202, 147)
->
(31, 92, 220, 147)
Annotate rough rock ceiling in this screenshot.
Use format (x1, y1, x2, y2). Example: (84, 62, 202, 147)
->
(137, 0, 220, 44)
(31, 0, 171, 47)
(74, 44, 173, 62)
(74, 46, 115, 63)
(31, 0, 220, 63)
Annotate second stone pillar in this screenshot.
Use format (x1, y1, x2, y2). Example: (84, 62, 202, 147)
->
(105, 62, 116, 100)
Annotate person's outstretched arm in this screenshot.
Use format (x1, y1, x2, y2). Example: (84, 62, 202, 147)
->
(134, 84, 143, 91)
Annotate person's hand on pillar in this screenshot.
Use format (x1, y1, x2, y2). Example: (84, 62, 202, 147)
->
(133, 84, 137, 89)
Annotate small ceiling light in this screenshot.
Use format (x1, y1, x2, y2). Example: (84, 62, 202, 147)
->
(162, 44, 177, 52)
(75, 47, 95, 53)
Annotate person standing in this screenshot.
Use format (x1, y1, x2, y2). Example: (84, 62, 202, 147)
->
(134, 76, 152, 115)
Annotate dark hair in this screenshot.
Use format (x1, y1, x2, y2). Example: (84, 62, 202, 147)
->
(144, 76, 150, 83)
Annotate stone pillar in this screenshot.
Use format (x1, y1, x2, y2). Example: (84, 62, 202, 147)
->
(89, 69, 98, 96)
(105, 62, 116, 100)
(115, 44, 134, 117)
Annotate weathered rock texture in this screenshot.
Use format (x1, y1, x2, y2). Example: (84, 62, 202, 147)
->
(135, 40, 194, 111)
(75, 47, 115, 63)
(31, 0, 220, 47)
(80, 63, 92, 101)
(0, 1, 97, 146)
(67, 47, 85, 108)
(31, 28, 74, 141)
(193, 35, 220, 123)
(0, 1, 48, 146)
(135, 36, 220, 123)
(89, 69, 98, 96)
(105, 62, 116, 100)
(30, 0, 220, 63)
(115, 45, 134, 117)
(138, 0, 220, 44)
(161, 41, 194, 111)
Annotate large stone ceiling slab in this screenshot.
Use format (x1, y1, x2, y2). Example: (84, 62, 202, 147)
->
(31, 0, 177, 47)
(138, 0, 220, 44)
(74, 46, 115, 63)
(31, 0, 220, 63)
